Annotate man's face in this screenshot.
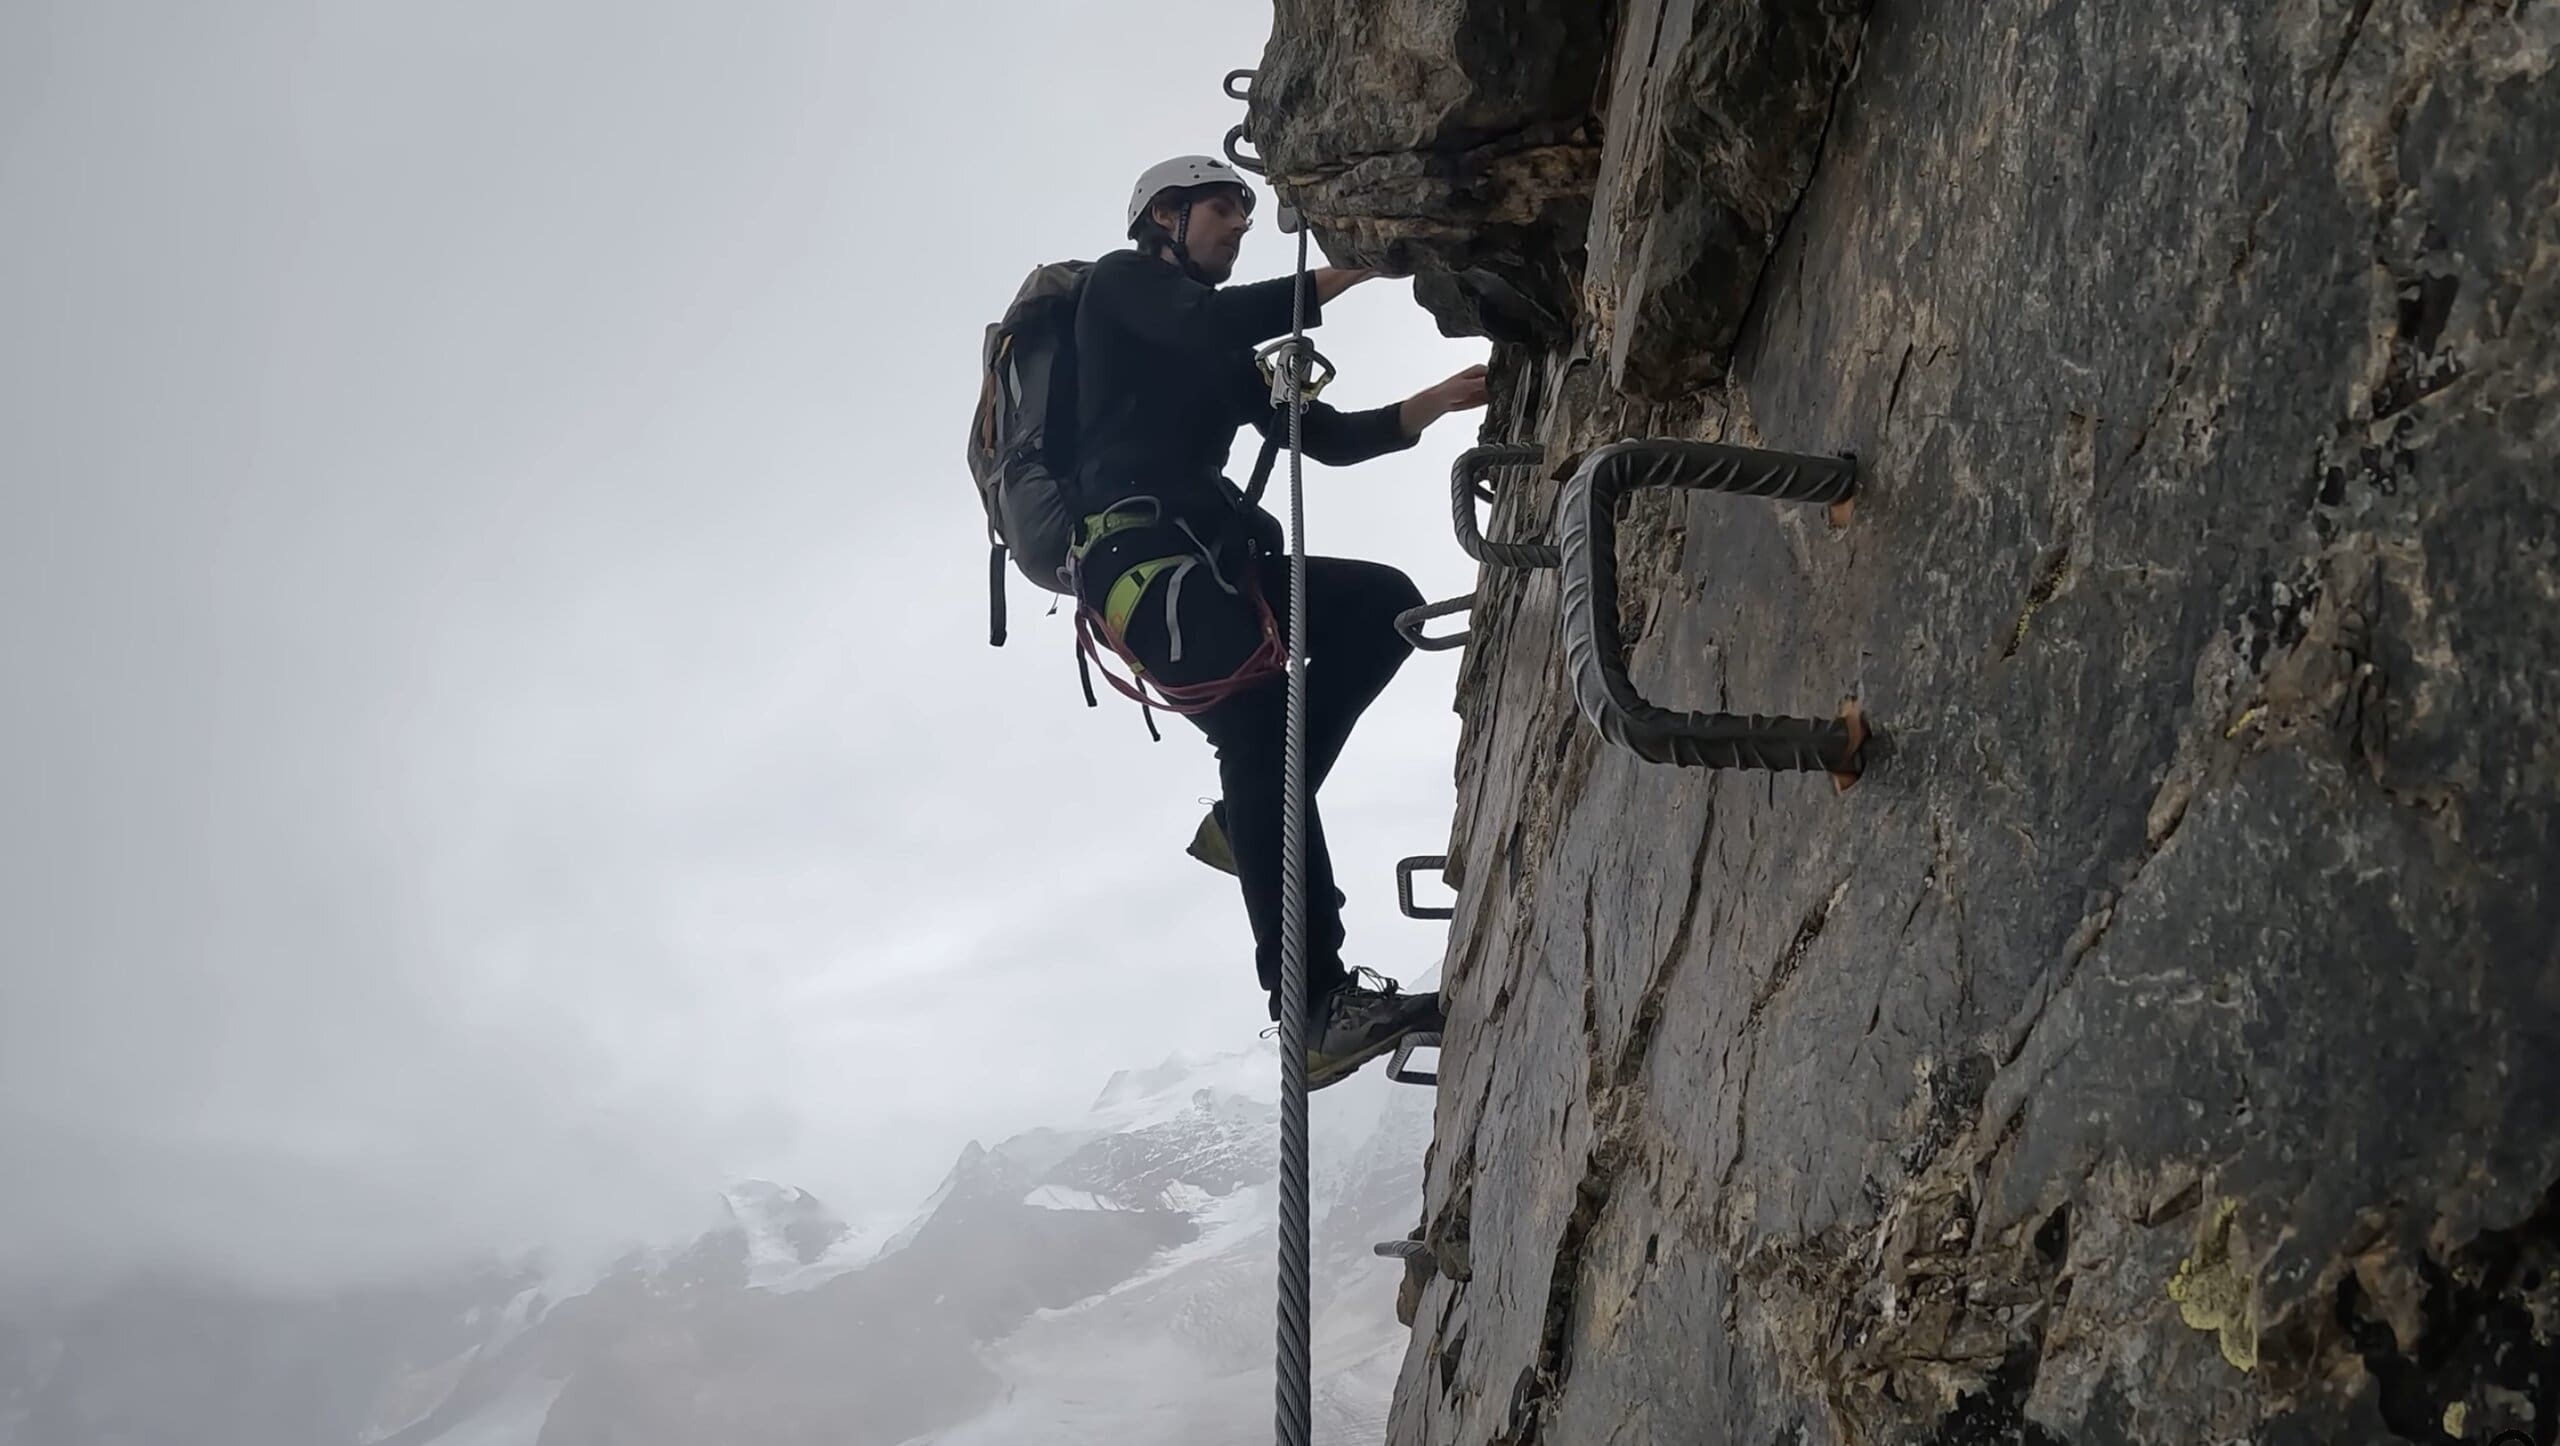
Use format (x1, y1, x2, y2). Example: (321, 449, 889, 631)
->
(1156, 186, 1253, 282)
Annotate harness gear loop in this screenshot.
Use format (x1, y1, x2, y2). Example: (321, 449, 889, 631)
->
(1064, 497, 1289, 721)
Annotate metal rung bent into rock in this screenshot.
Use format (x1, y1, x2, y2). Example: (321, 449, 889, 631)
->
(1395, 855, 1454, 921)
(1395, 594, 1473, 653)
(1449, 443, 1557, 570)
(1387, 1032, 1439, 1087)
(1555, 438, 1869, 787)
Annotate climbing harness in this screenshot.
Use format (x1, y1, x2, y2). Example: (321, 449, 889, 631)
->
(1555, 438, 1868, 781)
(1066, 497, 1290, 733)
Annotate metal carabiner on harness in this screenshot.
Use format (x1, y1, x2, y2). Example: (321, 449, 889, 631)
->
(1239, 337, 1337, 517)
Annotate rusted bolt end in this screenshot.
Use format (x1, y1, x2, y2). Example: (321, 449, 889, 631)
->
(1829, 450, 1860, 529)
(1831, 698, 1870, 793)
(1822, 445, 1863, 529)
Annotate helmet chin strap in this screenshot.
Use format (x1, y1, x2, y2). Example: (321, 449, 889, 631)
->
(1170, 200, 1212, 284)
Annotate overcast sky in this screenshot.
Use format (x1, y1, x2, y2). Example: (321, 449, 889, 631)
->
(0, 2, 1491, 1291)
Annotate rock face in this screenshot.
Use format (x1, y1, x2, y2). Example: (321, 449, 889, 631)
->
(1254, 0, 2560, 1441)
(1247, 0, 1610, 345)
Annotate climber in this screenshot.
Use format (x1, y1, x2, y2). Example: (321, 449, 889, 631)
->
(1068, 154, 1489, 1090)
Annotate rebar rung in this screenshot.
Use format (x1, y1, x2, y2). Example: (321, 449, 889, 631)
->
(1395, 594, 1474, 653)
(1449, 444, 1558, 570)
(1388, 1032, 1440, 1086)
(1223, 123, 1268, 176)
(1556, 439, 1865, 774)
(1395, 855, 1455, 920)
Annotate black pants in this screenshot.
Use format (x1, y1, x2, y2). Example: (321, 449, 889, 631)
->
(1113, 550, 1424, 1020)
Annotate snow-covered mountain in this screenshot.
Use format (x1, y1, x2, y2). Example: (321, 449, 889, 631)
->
(0, 1046, 1433, 1446)
(909, 1044, 1430, 1446)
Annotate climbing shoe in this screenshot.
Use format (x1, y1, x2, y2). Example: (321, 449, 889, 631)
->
(1307, 969, 1444, 1092)
(1186, 801, 1238, 876)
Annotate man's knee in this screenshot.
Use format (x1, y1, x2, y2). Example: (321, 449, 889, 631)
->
(1204, 691, 1287, 766)
(1370, 565, 1425, 653)
(1314, 556, 1423, 625)
(1380, 565, 1424, 620)
(1359, 556, 1423, 610)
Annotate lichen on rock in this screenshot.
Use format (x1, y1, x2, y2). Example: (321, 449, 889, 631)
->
(2166, 1197, 2259, 1373)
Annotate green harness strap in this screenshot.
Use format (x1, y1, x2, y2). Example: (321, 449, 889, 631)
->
(1104, 555, 1186, 643)
(1072, 503, 1196, 655)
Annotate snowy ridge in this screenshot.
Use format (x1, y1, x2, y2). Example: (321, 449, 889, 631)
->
(1023, 1185, 1124, 1212)
(870, 1142, 984, 1262)
(719, 1179, 878, 1292)
(0, 1050, 1428, 1446)
(901, 1056, 1427, 1446)
(1081, 1045, 1278, 1132)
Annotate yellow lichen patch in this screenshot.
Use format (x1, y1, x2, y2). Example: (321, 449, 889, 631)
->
(2443, 1401, 2469, 1438)
(2167, 1197, 2260, 1371)
(2003, 546, 2073, 658)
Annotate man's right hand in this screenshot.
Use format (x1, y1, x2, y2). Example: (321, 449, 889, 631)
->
(1311, 267, 1376, 304)
(1397, 364, 1491, 438)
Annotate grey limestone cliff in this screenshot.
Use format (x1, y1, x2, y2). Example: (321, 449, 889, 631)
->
(1249, 0, 2560, 1441)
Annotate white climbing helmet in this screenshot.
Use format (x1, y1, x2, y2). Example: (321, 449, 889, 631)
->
(1124, 155, 1256, 236)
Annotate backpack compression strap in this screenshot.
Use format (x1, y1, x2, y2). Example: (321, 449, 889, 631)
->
(988, 538, 1008, 648)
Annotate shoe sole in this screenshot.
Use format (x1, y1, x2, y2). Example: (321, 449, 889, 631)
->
(1186, 813, 1239, 876)
(1308, 1025, 1430, 1091)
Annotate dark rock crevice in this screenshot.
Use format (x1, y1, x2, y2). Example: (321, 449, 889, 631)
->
(1928, 1345, 2067, 1446)
(2334, 1180, 2560, 1446)
(1606, 794, 1719, 1094)
(1727, 7, 1877, 385)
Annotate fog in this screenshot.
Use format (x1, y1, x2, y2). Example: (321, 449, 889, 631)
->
(0, 1, 1491, 1291)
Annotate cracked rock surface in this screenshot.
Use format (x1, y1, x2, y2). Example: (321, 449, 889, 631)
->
(1254, 0, 2560, 1441)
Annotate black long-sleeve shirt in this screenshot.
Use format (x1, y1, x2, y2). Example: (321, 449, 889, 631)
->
(1069, 247, 1416, 548)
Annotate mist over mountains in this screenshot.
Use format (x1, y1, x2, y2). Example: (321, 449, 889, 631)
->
(0, 1047, 1431, 1446)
